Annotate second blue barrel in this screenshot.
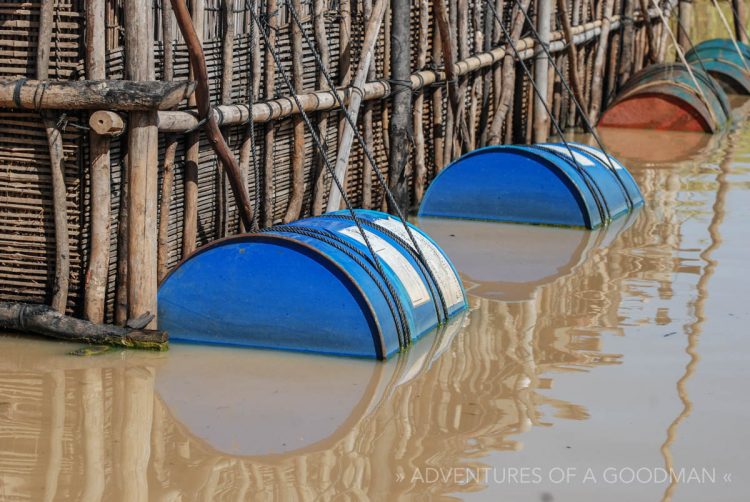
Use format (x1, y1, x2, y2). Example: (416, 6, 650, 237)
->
(157, 210, 467, 360)
(418, 143, 643, 229)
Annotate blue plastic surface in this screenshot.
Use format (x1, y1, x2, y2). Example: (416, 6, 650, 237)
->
(418, 143, 644, 229)
(157, 210, 467, 359)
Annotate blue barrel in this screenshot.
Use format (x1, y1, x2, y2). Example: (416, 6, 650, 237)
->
(157, 210, 467, 359)
(418, 143, 643, 229)
(685, 39, 750, 94)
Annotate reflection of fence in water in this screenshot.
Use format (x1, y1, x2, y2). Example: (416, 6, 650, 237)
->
(0, 138, 723, 499)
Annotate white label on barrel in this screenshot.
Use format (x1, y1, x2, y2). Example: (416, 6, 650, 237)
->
(373, 218, 465, 309)
(542, 145, 596, 167)
(571, 144, 625, 170)
(339, 226, 431, 308)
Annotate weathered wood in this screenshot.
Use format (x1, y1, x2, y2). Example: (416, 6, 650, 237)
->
(620, 0, 636, 83)
(183, 0, 203, 252)
(455, 0, 470, 151)
(84, 0, 109, 324)
(534, 0, 553, 142)
(467, 4, 483, 150)
(170, 0, 255, 231)
(37, 0, 69, 314)
(114, 146, 129, 326)
(325, 0, 388, 213)
(413, 0, 429, 202)
(0, 302, 168, 351)
(262, 0, 278, 226)
(435, 0, 460, 161)
(732, 0, 747, 43)
(638, 0, 658, 62)
(432, 20, 445, 170)
(125, 0, 159, 329)
(89, 110, 125, 135)
(488, 0, 533, 145)
(238, 0, 260, 231)
(678, 0, 693, 49)
(558, 0, 586, 128)
(588, 0, 615, 123)
(361, 0, 376, 210)
(311, 0, 331, 215)
(283, 0, 306, 223)
(0, 79, 195, 111)
(387, 0, 411, 212)
(217, 0, 236, 236)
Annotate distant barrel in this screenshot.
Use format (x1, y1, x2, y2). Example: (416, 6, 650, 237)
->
(599, 63, 731, 132)
(157, 210, 467, 360)
(685, 38, 750, 94)
(418, 143, 643, 229)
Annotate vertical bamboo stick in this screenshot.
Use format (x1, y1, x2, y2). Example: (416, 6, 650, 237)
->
(388, 0, 411, 212)
(678, 0, 693, 49)
(534, 0, 552, 143)
(37, 0, 69, 313)
(467, 4, 483, 150)
(455, 0, 470, 148)
(262, 0, 277, 226)
(558, 0, 585, 128)
(311, 0, 331, 215)
(638, 0, 658, 62)
(158, 0, 178, 282)
(431, 19, 445, 170)
(125, 0, 159, 327)
(183, 0, 203, 254)
(588, 0, 615, 123)
(84, 0, 109, 322)
(217, 0, 236, 235)
(478, 0, 500, 147)
(336, 0, 352, 209)
(283, 0, 306, 223)
(362, 0, 376, 209)
(413, 0, 429, 202)
(620, 0, 635, 83)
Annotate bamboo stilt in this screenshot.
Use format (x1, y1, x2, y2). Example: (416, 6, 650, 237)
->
(432, 18, 445, 170)
(283, 0, 306, 223)
(620, 0, 636, 83)
(534, 0, 552, 143)
(588, 0, 615, 123)
(37, 0, 69, 314)
(638, 0, 658, 62)
(115, 148, 129, 326)
(311, 0, 332, 215)
(217, 0, 236, 236)
(732, 0, 747, 43)
(183, 0, 203, 253)
(413, 0, 429, 202)
(362, 0, 377, 209)
(558, 0, 586, 128)
(388, 0, 411, 212)
(262, 0, 277, 226)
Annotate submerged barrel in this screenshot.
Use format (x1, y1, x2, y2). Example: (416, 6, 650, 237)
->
(685, 38, 750, 94)
(157, 210, 467, 360)
(418, 142, 643, 229)
(599, 63, 731, 132)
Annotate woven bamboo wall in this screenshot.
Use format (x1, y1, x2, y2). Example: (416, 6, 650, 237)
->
(0, 0, 666, 321)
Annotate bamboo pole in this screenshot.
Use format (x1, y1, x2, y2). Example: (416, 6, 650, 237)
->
(678, 0, 693, 49)
(432, 18, 445, 170)
(467, 4, 483, 150)
(170, 0, 255, 229)
(434, 0, 461, 162)
(478, 0, 500, 147)
(638, 0, 658, 62)
(325, 0, 388, 213)
(387, 0, 411, 212)
(311, 0, 332, 215)
(558, 0, 586, 128)
(362, 0, 377, 209)
(183, 0, 203, 253)
(413, 0, 429, 202)
(262, 0, 277, 226)
(534, 0, 553, 142)
(283, 0, 306, 223)
(217, 0, 236, 235)
(37, 0, 69, 314)
(588, 0, 615, 123)
(85, 0, 109, 323)
(620, 0, 636, 84)
(488, 0, 533, 145)
(158, 0, 178, 282)
(125, 0, 159, 328)
(455, 0, 470, 150)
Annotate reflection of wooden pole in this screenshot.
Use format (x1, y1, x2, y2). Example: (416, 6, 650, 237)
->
(120, 367, 155, 502)
(125, 0, 159, 328)
(81, 369, 105, 501)
(43, 371, 64, 502)
(37, 1, 70, 313)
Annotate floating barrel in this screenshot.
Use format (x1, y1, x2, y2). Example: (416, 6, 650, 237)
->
(685, 38, 750, 94)
(599, 63, 731, 132)
(158, 210, 467, 360)
(418, 143, 643, 229)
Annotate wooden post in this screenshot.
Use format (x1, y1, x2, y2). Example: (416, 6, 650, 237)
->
(678, 0, 693, 49)
(311, 0, 332, 215)
(413, 0, 429, 202)
(431, 18, 445, 170)
(262, 0, 277, 226)
(183, 0, 203, 254)
(362, 0, 377, 209)
(638, 0, 658, 62)
(434, 0, 464, 161)
(217, 0, 236, 236)
(732, 0, 747, 44)
(85, 0, 110, 323)
(588, 0, 615, 123)
(325, 0, 388, 213)
(158, 0, 178, 281)
(37, 0, 70, 314)
(558, 0, 586, 128)
(125, 0, 159, 328)
(534, 0, 552, 142)
(387, 0, 411, 212)
(620, 0, 636, 84)
(283, 0, 306, 223)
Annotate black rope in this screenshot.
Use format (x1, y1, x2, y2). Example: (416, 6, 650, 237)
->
(485, 0, 611, 225)
(284, 0, 450, 323)
(249, 6, 413, 349)
(504, 0, 636, 211)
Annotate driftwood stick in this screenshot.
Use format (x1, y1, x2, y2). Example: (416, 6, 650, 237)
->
(37, 0, 69, 314)
(413, 0, 429, 202)
(588, 0, 615, 122)
(262, 0, 278, 226)
(325, 0, 388, 212)
(170, 0, 255, 230)
(0, 79, 195, 111)
(488, 0, 533, 145)
(283, 0, 306, 223)
(311, 0, 332, 215)
(0, 302, 168, 351)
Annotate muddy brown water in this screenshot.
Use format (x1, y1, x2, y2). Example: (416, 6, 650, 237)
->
(2, 118, 750, 500)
